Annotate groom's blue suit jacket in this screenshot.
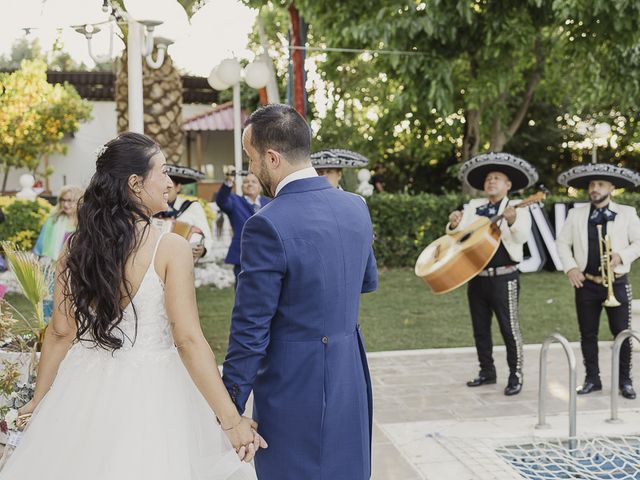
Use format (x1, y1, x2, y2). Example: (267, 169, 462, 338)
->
(223, 176, 377, 480)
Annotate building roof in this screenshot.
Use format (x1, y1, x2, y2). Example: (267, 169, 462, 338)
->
(182, 102, 248, 131)
(1, 70, 218, 104)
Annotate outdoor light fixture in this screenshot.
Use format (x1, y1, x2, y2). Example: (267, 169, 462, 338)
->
(71, 0, 189, 132)
(74, 23, 115, 64)
(207, 56, 270, 193)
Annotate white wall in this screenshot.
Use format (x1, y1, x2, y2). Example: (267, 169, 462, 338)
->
(4, 102, 216, 195)
(6, 101, 118, 193)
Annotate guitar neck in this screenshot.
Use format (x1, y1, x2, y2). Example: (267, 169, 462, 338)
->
(489, 192, 546, 224)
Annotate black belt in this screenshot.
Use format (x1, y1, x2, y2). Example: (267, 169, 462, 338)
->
(584, 272, 625, 285)
(478, 265, 518, 277)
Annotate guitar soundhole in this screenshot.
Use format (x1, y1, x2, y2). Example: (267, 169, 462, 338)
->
(459, 232, 471, 243)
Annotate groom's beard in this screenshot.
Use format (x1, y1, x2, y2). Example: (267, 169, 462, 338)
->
(258, 176, 274, 198)
(255, 159, 276, 197)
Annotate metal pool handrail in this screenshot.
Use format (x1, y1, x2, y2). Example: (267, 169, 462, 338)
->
(607, 329, 640, 424)
(536, 333, 577, 449)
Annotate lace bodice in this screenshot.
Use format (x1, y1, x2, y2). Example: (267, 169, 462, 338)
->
(72, 234, 175, 356)
(115, 264, 173, 351)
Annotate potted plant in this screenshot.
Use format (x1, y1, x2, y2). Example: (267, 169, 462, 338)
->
(0, 242, 52, 451)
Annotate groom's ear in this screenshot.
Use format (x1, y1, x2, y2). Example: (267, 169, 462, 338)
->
(264, 149, 282, 170)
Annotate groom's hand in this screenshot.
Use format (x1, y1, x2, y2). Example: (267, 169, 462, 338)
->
(252, 428, 268, 450)
(226, 416, 260, 462)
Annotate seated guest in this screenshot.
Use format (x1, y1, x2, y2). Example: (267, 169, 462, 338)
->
(34, 185, 82, 262)
(215, 168, 270, 283)
(154, 165, 213, 262)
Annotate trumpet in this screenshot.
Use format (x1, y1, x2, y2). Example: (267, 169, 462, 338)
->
(596, 224, 621, 307)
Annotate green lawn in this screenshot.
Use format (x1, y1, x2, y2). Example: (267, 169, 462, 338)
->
(6, 268, 638, 358)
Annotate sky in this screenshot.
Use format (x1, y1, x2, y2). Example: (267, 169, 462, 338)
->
(0, 0, 258, 76)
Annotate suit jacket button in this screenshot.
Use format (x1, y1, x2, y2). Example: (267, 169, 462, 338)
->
(321, 336, 329, 344)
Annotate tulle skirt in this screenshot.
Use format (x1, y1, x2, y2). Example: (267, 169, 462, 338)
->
(0, 343, 256, 480)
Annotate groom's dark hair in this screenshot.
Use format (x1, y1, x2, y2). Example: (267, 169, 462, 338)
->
(244, 104, 311, 164)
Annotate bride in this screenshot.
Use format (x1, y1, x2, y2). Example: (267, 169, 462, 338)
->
(0, 133, 265, 479)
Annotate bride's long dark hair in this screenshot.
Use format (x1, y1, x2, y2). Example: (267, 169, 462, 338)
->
(63, 132, 160, 350)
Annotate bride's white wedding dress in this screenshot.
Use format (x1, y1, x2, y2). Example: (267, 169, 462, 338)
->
(0, 235, 256, 480)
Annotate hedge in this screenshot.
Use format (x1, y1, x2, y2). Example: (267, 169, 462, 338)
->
(4, 191, 640, 268)
(366, 192, 640, 268)
(0, 197, 52, 250)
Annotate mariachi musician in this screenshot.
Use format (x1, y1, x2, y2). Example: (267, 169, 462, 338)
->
(310, 148, 369, 189)
(556, 164, 640, 399)
(154, 165, 213, 262)
(446, 153, 538, 396)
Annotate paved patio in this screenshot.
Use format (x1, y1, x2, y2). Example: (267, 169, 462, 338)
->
(369, 341, 640, 479)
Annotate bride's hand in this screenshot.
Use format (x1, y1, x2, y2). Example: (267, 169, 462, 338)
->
(18, 400, 36, 417)
(236, 427, 269, 463)
(16, 400, 37, 430)
(223, 416, 258, 462)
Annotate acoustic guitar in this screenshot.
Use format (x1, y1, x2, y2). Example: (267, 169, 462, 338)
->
(414, 191, 545, 294)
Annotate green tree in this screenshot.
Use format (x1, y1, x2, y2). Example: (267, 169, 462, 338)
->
(296, 0, 640, 156)
(0, 36, 113, 72)
(0, 59, 92, 192)
(245, 1, 640, 192)
(0, 38, 46, 71)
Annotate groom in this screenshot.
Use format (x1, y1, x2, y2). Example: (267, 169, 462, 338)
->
(223, 104, 378, 480)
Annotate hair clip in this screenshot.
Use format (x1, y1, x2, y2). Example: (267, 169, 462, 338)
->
(95, 144, 108, 159)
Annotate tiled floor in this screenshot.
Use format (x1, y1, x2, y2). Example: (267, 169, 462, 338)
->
(369, 341, 640, 479)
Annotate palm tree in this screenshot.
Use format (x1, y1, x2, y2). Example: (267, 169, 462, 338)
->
(114, 0, 202, 164)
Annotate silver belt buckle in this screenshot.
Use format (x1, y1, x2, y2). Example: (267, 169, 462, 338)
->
(480, 267, 495, 277)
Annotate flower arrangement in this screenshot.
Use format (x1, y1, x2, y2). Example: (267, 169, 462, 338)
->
(0, 359, 33, 435)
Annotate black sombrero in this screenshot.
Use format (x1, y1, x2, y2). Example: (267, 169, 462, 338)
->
(310, 149, 369, 169)
(166, 165, 206, 185)
(557, 163, 640, 189)
(459, 152, 538, 192)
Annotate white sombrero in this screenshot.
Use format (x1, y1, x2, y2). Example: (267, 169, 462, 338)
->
(310, 149, 369, 169)
(557, 163, 640, 189)
(166, 165, 206, 185)
(459, 152, 538, 192)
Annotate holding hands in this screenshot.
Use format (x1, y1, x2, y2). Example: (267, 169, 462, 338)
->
(222, 415, 268, 462)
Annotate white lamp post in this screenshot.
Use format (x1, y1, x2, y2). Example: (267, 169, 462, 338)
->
(75, 0, 188, 133)
(208, 57, 269, 194)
